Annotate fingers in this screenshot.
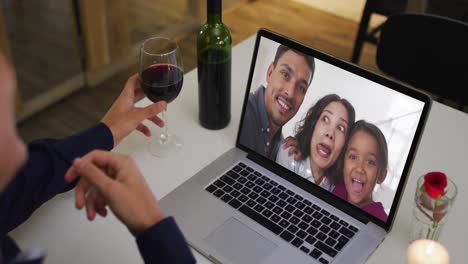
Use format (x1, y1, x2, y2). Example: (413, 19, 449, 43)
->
(123, 74, 139, 95)
(294, 152, 302, 161)
(64, 164, 80, 183)
(136, 123, 151, 137)
(124, 73, 147, 102)
(148, 115, 164, 128)
(68, 150, 128, 187)
(86, 187, 98, 221)
(69, 151, 163, 235)
(85, 188, 108, 220)
(141, 101, 167, 119)
(66, 151, 119, 185)
(282, 136, 298, 149)
(71, 153, 118, 220)
(69, 151, 122, 221)
(130, 101, 166, 134)
(95, 195, 108, 217)
(286, 146, 302, 161)
(287, 145, 295, 155)
(75, 178, 91, 209)
(134, 85, 145, 102)
(72, 157, 115, 195)
(78, 150, 125, 173)
(282, 136, 302, 160)
(135, 116, 167, 137)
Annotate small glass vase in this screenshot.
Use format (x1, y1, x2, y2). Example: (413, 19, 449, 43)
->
(410, 174, 457, 242)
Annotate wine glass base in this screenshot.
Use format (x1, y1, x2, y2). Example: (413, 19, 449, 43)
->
(148, 133, 183, 158)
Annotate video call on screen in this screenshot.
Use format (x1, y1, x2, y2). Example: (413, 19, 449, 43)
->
(240, 36, 425, 222)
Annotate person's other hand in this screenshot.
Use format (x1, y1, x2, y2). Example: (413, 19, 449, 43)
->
(282, 136, 302, 161)
(101, 74, 167, 147)
(64, 150, 164, 236)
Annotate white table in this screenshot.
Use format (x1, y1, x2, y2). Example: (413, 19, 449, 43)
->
(11, 35, 468, 263)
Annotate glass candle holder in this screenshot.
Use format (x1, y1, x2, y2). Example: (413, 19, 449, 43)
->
(409, 173, 457, 242)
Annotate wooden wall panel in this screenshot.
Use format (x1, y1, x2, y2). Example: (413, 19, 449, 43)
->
(78, 0, 246, 84)
(105, 0, 131, 59)
(77, 0, 130, 71)
(78, 0, 110, 70)
(190, 0, 254, 23)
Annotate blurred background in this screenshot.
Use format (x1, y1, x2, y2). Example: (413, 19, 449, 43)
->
(1, 0, 466, 143)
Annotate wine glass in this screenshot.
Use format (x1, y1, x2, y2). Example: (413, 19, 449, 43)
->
(139, 36, 184, 157)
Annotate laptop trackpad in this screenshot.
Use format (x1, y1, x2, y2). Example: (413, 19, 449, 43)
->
(204, 217, 277, 263)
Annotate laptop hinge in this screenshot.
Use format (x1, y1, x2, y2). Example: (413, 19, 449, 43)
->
(207, 255, 223, 264)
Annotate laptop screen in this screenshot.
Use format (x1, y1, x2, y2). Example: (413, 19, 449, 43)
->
(237, 29, 431, 229)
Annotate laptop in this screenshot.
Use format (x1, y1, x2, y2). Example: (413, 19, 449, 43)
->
(160, 28, 431, 264)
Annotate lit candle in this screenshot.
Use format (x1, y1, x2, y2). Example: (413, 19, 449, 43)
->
(407, 239, 449, 264)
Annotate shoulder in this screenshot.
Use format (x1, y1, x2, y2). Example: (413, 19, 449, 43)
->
(243, 89, 264, 130)
(247, 85, 264, 107)
(246, 92, 259, 115)
(245, 94, 256, 116)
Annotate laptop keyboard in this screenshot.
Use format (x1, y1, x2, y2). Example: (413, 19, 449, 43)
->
(205, 162, 359, 264)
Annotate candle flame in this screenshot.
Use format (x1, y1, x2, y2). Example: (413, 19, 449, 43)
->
(425, 241, 435, 256)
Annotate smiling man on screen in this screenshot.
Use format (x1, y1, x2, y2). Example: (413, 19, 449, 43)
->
(239, 44, 315, 160)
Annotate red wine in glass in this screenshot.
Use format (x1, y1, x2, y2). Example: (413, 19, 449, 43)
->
(139, 36, 183, 158)
(140, 64, 184, 103)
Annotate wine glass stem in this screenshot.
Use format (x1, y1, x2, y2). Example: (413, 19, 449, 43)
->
(160, 107, 169, 144)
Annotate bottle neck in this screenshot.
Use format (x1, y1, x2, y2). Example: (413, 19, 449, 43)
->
(207, 0, 222, 24)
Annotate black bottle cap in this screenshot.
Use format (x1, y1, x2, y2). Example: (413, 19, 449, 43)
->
(207, 0, 222, 14)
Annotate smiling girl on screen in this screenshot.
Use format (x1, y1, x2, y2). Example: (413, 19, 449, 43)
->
(332, 120, 389, 222)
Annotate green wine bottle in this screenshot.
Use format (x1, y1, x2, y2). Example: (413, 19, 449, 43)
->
(197, 0, 232, 130)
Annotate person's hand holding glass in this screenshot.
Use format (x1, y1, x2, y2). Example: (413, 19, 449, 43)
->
(139, 37, 184, 158)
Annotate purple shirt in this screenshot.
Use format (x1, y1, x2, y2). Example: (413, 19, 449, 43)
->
(332, 183, 388, 222)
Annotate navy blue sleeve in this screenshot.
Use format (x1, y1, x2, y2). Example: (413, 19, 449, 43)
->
(136, 217, 196, 264)
(0, 123, 114, 233)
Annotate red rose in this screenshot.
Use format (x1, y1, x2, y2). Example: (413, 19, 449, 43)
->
(424, 171, 448, 199)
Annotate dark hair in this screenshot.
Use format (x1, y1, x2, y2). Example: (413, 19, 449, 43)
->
(334, 120, 389, 184)
(294, 94, 356, 184)
(273, 44, 316, 85)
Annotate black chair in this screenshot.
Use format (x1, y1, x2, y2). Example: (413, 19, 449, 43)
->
(351, 0, 408, 64)
(376, 13, 468, 110)
(426, 0, 468, 23)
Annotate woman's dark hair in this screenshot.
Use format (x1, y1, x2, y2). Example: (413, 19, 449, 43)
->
(294, 94, 356, 184)
(334, 120, 389, 184)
